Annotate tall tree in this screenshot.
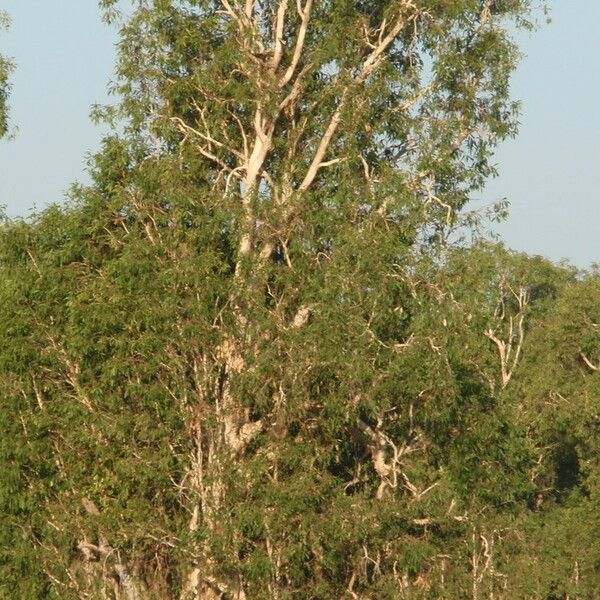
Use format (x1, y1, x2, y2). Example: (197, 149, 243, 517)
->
(101, 1, 534, 596)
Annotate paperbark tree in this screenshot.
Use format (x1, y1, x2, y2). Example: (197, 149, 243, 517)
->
(101, 2, 532, 596)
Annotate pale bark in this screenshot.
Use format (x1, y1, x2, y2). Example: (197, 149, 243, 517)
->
(485, 284, 528, 388)
(78, 499, 145, 600)
(580, 350, 599, 372)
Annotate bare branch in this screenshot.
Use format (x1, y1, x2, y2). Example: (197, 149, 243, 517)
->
(245, 0, 257, 19)
(423, 175, 453, 224)
(278, 63, 313, 113)
(280, 0, 313, 86)
(298, 91, 347, 191)
(225, 166, 246, 195)
(174, 119, 240, 177)
(485, 285, 528, 388)
(271, 0, 290, 72)
(580, 351, 599, 372)
(171, 116, 245, 161)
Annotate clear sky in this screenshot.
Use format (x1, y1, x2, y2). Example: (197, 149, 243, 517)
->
(0, 1, 118, 215)
(480, 2, 600, 269)
(0, 1, 598, 268)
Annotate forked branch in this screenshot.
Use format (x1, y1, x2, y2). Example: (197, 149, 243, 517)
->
(485, 284, 529, 388)
(298, 4, 420, 192)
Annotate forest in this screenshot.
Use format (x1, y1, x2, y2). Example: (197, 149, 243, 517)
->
(0, 1, 599, 599)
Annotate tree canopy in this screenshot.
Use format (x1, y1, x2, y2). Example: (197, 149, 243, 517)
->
(2, 2, 599, 600)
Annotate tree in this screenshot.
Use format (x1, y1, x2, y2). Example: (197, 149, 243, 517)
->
(0, 1, 553, 599)
(503, 269, 600, 599)
(0, 11, 13, 138)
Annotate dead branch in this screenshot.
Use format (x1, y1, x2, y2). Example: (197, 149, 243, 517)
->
(485, 284, 528, 388)
(579, 351, 599, 372)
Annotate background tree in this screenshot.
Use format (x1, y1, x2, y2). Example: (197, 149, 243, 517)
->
(504, 269, 600, 599)
(0, 11, 13, 138)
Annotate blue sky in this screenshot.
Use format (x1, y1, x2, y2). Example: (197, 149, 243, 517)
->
(0, 1, 598, 268)
(0, 1, 118, 214)
(480, 2, 600, 269)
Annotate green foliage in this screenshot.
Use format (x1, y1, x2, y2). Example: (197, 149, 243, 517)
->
(6, 2, 599, 599)
(0, 11, 13, 138)
(6, 194, 595, 599)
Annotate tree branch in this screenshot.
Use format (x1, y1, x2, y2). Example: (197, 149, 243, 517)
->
(271, 0, 289, 72)
(580, 351, 599, 372)
(298, 5, 419, 192)
(279, 0, 313, 87)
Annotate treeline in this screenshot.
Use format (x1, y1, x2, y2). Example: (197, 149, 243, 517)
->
(1, 1, 599, 599)
(1, 200, 599, 598)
